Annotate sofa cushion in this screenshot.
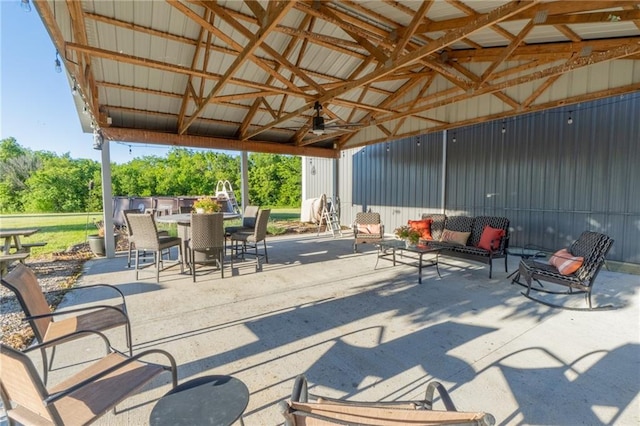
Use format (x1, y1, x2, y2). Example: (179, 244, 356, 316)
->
(421, 214, 446, 241)
(477, 226, 506, 251)
(470, 216, 509, 248)
(408, 219, 433, 240)
(440, 229, 471, 246)
(549, 248, 584, 275)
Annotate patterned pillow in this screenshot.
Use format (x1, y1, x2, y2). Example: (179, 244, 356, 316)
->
(408, 219, 433, 240)
(357, 224, 381, 235)
(440, 229, 471, 246)
(477, 226, 506, 251)
(549, 248, 584, 275)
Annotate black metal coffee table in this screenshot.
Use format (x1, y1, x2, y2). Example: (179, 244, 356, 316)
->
(506, 247, 546, 285)
(376, 240, 442, 284)
(150, 375, 249, 426)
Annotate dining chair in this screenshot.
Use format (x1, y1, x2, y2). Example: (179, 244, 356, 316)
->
(0, 263, 132, 385)
(123, 209, 170, 268)
(225, 205, 260, 235)
(0, 342, 177, 426)
(186, 213, 225, 281)
(126, 213, 183, 282)
(230, 209, 270, 270)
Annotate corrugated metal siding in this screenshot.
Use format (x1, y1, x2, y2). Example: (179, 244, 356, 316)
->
(308, 93, 639, 265)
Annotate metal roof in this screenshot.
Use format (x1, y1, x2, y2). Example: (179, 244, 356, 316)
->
(36, 0, 640, 158)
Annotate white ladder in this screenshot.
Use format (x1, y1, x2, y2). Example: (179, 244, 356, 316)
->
(215, 180, 241, 214)
(318, 196, 342, 237)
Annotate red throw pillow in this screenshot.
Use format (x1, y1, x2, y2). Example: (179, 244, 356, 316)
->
(408, 219, 433, 240)
(477, 226, 506, 251)
(549, 248, 584, 275)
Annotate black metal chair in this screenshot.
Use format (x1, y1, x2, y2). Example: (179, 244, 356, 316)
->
(519, 231, 614, 310)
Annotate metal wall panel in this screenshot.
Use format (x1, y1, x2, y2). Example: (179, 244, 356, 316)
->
(307, 93, 639, 265)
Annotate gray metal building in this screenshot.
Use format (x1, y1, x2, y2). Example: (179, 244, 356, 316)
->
(304, 92, 640, 269)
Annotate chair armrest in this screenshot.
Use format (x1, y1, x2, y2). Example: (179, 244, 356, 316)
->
(45, 348, 178, 405)
(291, 374, 309, 402)
(64, 283, 127, 307)
(424, 381, 457, 411)
(23, 330, 112, 353)
(24, 304, 128, 321)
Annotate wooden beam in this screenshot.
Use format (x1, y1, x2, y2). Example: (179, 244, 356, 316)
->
(103, 127, 339, 158)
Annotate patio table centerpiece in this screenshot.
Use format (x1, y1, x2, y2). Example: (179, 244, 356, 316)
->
(192, 197, 221, 214)
(394, 225, 421, 248)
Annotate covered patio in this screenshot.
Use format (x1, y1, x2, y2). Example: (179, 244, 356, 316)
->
(24, 233, 640, 424)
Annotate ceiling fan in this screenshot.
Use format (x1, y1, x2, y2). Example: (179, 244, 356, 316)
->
(310, 101, 363, 135)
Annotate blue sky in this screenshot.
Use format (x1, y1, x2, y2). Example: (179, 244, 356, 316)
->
(1, 2, 218, 164)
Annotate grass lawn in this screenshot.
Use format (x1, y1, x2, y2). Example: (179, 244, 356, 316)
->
(0, 213, 104, 257)
(0, 209, 302, 257)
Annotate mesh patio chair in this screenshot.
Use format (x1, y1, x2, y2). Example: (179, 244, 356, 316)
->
(187, 213, 225, 281)
(0, 263, 132, 385)
(353, 212, 384, 253)
(230, 209, 271, 271)
(126, 213, 183, 282)
(281, 375, 495, 426)
(0, 342, 177, 426)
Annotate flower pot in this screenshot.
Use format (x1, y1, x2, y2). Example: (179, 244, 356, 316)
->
(88, 234, 119, 257)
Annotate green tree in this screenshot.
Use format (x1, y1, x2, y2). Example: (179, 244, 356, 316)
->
(23, 155, 100, 212)
(0, 138, 42, 212)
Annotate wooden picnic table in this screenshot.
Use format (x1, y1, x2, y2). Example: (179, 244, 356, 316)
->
(1, 228, 40, 255)
(0, 228, 47, 277)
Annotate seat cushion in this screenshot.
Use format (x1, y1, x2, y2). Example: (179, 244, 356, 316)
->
(357, 224, 381, 235)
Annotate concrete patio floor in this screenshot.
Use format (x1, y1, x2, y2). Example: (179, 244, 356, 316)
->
(13, 233, 640, 425)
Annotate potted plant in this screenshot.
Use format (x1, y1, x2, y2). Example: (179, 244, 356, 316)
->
(394, 225, 421, 247)
(192, 197, 221, 214)
(88, 219, 119, 256)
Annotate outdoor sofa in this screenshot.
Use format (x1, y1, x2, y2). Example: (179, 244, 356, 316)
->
(410, 214, 510, 278)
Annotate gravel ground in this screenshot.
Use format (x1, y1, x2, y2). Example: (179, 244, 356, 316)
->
(0, 221, 332, 350)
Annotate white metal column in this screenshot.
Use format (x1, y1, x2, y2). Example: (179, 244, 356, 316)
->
(100, 139, 115, 258)
(240, 151, 249, 212)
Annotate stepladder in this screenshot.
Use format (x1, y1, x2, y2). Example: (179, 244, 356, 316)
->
(318, 196, 342, 237)
(215, 180, 241, 214)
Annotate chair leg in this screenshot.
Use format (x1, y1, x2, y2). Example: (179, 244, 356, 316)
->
(135, 249, 140, 280)
(263, 239, 268, 263)
(191, 248, 196, 282)
(155, 250, 161, 283)
(127, 242, 133, 268)
(40, 346, 49, 385)
(220, 250, 224, 278)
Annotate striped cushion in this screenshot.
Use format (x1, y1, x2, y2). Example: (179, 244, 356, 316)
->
(549, 248, 584, 275)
